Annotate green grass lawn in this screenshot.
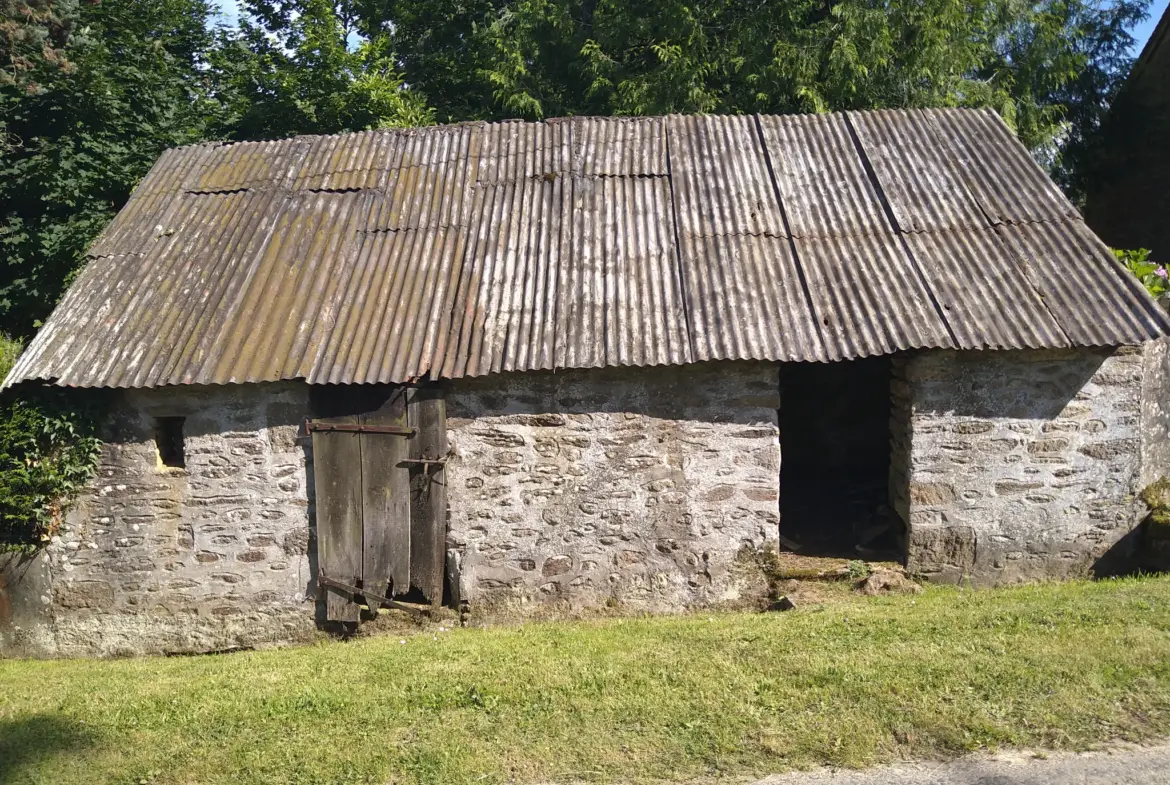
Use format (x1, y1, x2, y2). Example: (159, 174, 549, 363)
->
(3, 577, 1170, 785)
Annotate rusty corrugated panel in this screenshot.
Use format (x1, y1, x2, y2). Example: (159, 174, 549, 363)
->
(191, 138, 306, 193)
(367, 124, 477, 230)
(295, 130, 404, 191)
(3, 252, 132, 387)
(571, 116, 668, 176)
(794, 232, 954, 360)
(901, 228, 1068, 350)
(757, 112, 890, 238)
(557, 175, 691, 368)
(89, 145, 222, 257)
(88, 188, 179, 259)
(19, 191, 372, 387)
(847, 109, 987, 233)
(668, 114, 785, 238)
(110, 189, 298, 387)
(134, 143, 223, 197)
(928, 108, 1078, 225)
(309, 224, 468, 385)
(995, 219, 1170, 346)
(680, 232, 825, 362)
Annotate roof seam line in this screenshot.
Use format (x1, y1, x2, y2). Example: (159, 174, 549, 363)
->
(664, 119, 696, 364)
(753, 113, 829, 360)
(922, 111, 1002, 229)
(989, 224, 1074, 348)
(844, 113, 962, 351)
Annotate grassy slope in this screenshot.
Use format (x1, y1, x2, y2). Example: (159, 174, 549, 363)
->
(2, 577, 1170, 785)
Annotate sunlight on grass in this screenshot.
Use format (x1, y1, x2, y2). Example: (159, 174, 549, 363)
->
(2, 576, 1170, 784)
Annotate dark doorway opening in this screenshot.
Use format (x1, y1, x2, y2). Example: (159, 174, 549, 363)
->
(779, 357, 900, 560)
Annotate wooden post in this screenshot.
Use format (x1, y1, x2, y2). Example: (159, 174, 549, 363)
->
(408, 386, 448, 608)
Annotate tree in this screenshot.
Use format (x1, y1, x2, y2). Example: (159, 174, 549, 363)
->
(364, 0, 1147, 167)
(211, 0, 433, 139)
(1044, 0, 1148, 199)
(0, 0, 79, 92)
(0, 0, 219, 338)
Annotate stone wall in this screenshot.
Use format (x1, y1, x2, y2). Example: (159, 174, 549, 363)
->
(445, 362, 781, 615)
(6, 341, 1168, 657)
(898, 347, 1146, 584)
(0, 382, 315, 657)
(1141, 337, 1170, 487)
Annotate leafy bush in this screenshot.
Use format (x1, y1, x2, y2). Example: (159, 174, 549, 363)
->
(1115, 248, 1168, 300)
(0, 334, 19, 380)
(0, 335, 105, 546)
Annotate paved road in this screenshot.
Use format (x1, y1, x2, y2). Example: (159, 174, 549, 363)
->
(750, 743, 1170, 784)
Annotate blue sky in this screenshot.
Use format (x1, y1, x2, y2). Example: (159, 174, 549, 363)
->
(209, 0, 1168, 55)
(1133, 0, 1169, 55)
(210, 0, 238, 28)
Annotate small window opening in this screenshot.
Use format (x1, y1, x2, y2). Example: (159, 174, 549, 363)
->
(153, 416, 186, 469)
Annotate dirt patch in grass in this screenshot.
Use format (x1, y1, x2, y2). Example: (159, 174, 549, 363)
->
(2, 577, 1170, 785)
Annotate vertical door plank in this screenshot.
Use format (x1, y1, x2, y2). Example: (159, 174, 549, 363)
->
(408, 387, 448, 607)
(360, 389, 411, 599)
(312, 419, 363, 622)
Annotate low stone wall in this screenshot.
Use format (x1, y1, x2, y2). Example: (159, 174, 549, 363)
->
(899, 347, 1146, 584)
(6, 341, 1167, 657)
(1, 382, 315, 658)
(445, 362, 781, 615)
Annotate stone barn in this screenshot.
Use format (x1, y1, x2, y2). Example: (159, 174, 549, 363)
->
(3, 108, 1169, 658)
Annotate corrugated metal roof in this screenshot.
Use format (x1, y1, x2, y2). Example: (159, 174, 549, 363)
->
(995, 219, 1170, 347)
(847, 109, 987, 233)
(927, 108, 1080, 225)
(668, 114, 785, 238)
(794, 232, 954, 360)
(680, 233, 826, 363)
(443, 175, 568, 378)
(558, 175, 691, 369)
(900, 227, 1068, 350)
(7, 108, 1169, 390)
(571, 116, 667, 176)
(757, 112, 890, 238)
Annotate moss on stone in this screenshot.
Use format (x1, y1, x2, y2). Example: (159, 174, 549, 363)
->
(1140, 477, 1170, 510)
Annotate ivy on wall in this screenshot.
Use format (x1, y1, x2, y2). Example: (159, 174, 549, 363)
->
(0, 335, 105, 547)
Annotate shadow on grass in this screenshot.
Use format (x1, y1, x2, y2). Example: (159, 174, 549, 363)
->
(0, 714, 94, 783)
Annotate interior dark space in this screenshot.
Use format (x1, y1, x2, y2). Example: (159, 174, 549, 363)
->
(778, 357, 900, 560)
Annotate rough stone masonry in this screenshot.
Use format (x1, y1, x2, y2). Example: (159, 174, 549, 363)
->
(893, 347, 1154, 584)
(3, 343, 1168, 658)
(445, 362, 782, 615)
(0, 382, 316, 658)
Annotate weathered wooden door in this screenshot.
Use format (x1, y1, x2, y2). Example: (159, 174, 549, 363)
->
(310, 385, 447, 622)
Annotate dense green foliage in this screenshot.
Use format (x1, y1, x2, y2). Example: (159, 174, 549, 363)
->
(211, 0, 432, 140)
(0, 0, 219, 340)
(373, 0, 1147, 161)
(0, 336, 104, 546)
(0, 0, 78, 92)
(1116, 248, 1169, 299)
(0, 334, 20, 379)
